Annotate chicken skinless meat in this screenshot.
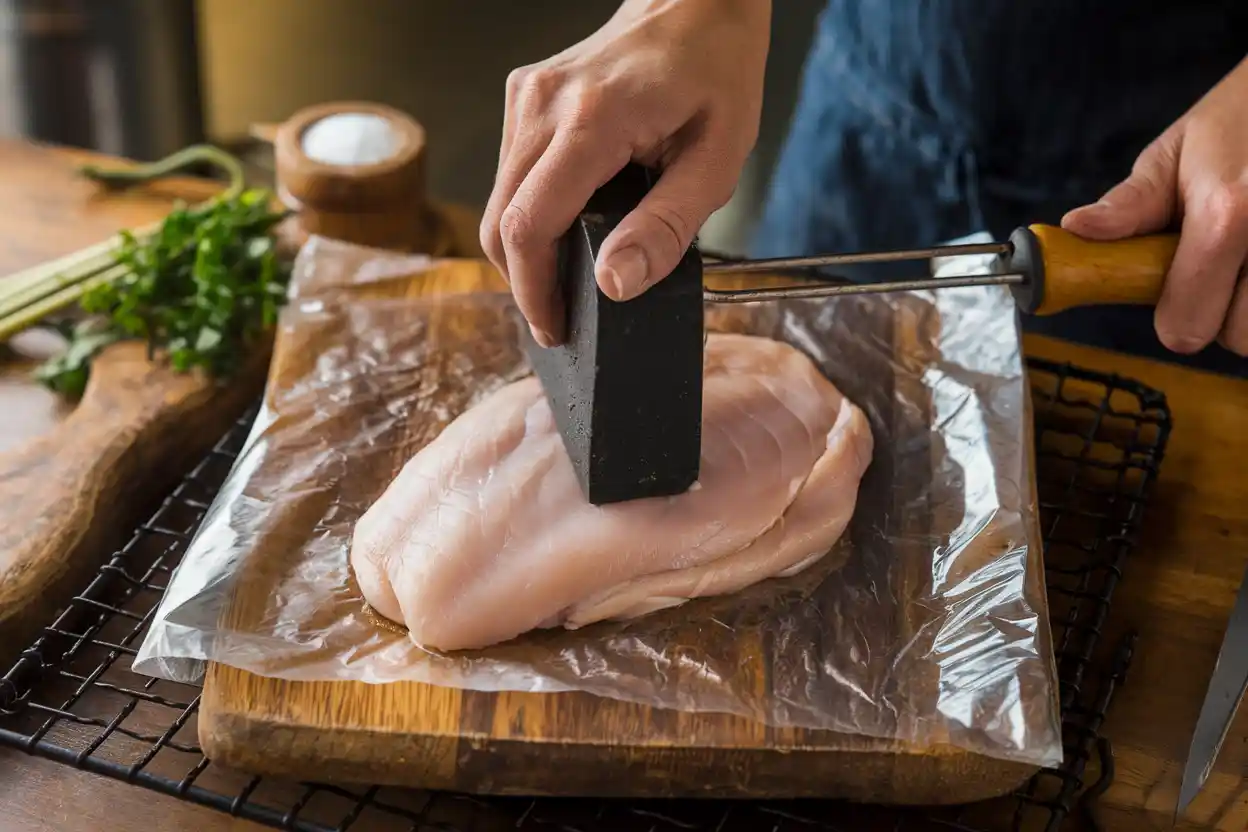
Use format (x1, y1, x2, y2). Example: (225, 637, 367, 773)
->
(350, 332, 875, 652)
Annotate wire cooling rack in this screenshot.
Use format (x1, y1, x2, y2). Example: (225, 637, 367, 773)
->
(0, 357, 1171, 832)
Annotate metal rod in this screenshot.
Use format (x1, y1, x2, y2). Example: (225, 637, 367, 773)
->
(701, 240, 1012, 274)
(704, 272, 1025, 304)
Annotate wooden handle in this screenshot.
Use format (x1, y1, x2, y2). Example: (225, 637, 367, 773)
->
(1021, 224, 1178, 316)
(0, 341, 267, 659)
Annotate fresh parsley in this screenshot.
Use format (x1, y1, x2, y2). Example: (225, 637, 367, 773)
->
(34, 188, 292, 398)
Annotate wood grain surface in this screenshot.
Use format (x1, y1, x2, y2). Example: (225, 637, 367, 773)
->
(1022, 335, 1248, 832)
(0, 139, 276, 830)
(0, 139, 252, 658)
(0, 754, 270, 832)
(0, 140, 221, 453)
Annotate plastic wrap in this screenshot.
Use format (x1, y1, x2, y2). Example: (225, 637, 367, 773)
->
(135, 234, 1063, 768)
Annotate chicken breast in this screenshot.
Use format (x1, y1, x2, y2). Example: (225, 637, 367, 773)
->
(351, 332, 874, 652)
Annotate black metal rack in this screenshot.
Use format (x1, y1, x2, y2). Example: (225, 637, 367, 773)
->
(0, 357, 1171, 832)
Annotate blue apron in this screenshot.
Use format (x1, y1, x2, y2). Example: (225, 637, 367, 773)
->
(752, 0, 1248, 377)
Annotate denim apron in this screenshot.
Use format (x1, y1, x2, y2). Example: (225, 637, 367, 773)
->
(752, 0, 1248, 376)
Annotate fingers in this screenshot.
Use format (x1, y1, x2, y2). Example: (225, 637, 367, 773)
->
(1058, 130, 1248, 356)
(1217, 264, 1248, 356)
(479, 66, 553, 280)
(501, 127, 632, 345)
(480, 132, 550, 279)
(1154, 183, 1248, 353)
(1061, 136, 1180, 240)
(596, 141, 741, 301)
(497, 67, 525, 172)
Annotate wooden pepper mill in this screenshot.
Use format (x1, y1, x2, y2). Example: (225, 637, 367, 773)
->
(269, 101, 455, 255)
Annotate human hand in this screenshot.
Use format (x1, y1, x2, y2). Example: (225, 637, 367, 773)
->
(1062, 56, 1248, 357)
(479, 0, 771, 346)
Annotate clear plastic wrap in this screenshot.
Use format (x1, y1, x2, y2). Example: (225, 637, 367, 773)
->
(135, 234, 1063, 768)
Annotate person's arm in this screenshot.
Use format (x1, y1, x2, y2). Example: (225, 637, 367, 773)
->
(1062, 54, 1248, 357)
(479, 0, 772, 346)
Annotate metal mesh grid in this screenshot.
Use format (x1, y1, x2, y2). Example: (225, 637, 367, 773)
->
(0, 357, 1171, 832)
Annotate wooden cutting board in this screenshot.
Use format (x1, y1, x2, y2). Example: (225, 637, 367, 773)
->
(0, 140, 262, 658)
(0, 139, 479, 659)
(197, 256, 1050, 806)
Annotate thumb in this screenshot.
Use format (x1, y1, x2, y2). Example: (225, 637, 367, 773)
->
(1061, 134, 1180, 240)
(595, 145, 739, 301)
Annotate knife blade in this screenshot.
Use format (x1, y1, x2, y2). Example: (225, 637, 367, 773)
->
(1177, 558, 1248, 818)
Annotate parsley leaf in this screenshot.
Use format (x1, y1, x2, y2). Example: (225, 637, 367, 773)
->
(35, 188, 292, 397)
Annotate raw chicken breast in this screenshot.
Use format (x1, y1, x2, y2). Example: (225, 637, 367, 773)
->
(351, 332, 874, 652)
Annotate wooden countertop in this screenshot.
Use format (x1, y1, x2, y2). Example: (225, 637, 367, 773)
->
(1023, 335, 1248, 831)
(1, 140, 1245, 832)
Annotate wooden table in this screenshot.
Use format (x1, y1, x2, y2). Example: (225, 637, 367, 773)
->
(1, 141, 1245, 831)
(1023, 335, 1248, 832)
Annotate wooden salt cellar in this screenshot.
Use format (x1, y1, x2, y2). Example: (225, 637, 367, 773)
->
(271, 101, 452, 255)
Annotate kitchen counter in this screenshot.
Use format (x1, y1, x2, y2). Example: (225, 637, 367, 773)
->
(0, 141, 1244, 832)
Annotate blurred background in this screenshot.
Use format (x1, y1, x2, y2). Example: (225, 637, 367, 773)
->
(0, 0, 824, 254)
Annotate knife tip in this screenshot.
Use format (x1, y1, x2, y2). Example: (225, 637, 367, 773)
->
(1175, 775, 1202, 821)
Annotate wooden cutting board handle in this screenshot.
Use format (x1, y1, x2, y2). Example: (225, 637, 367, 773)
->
(0, 340, 266, 654)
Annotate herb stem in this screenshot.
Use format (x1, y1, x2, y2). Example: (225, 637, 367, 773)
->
(78, 144, 247, 202)
(0, 258, 122, 325)
(0, 144, 253, 341)
(0, 264, 126, 342)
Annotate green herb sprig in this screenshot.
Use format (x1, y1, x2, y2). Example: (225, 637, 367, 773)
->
(34, 188, 292, 398)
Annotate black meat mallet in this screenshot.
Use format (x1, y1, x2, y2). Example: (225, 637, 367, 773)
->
(521, 163, 705, 506)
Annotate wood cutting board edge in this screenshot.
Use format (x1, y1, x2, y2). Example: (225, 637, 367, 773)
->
(197, 677, 1040, 803)
(0, 341, 272, 657)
